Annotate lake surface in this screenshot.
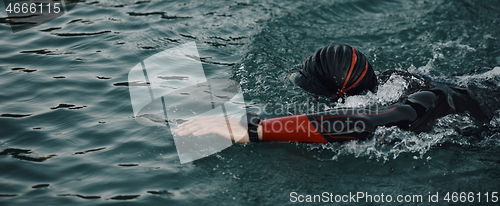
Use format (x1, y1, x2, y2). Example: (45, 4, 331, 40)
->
(1, 0, 499, 205)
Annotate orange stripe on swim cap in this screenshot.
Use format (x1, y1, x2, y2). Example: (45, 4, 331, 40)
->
(336, 47, 357, 97)
(342, 60, 369, 94)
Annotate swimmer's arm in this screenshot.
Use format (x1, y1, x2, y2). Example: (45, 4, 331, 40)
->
(174, 112, 368, 143)
(174, 104, 417, 143)
(174, 110, 386, 143)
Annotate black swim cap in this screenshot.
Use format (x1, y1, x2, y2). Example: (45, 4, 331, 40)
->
(290, 44, 377, 99)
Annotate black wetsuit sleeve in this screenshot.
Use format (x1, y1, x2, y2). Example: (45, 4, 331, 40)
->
(260, 88, 488, 143)
(306, 105, 418, 142)
(422, 84, 491, 122)
(452, 87, 490, 123)
(261, 104, 418, 143)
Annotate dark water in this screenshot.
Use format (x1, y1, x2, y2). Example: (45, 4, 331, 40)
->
(1, 0, 500, 205)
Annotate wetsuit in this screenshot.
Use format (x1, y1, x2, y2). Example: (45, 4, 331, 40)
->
(257, 70, 491, 143)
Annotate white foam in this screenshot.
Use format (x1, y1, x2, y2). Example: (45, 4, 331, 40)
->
(457, 67, 500, 85)
(490, 111, 500, 127)
(308, 124, 456, 162)
(435, 40, 476, 52)
(484, 34, 496, 40)
(408, 56, 437, 75)
(337, 73, 408, 108)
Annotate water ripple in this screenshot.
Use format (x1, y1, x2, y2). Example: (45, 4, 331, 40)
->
(0, 148, 57, 162)
(51, 30, 112, 37)
(0, 113, 33, 118)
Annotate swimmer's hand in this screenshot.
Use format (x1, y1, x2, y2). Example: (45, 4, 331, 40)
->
(174, 116, 262, 143)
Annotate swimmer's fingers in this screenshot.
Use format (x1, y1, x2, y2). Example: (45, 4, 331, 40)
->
(175, 121, 219, 136)
(177, 116, 225, 129)
(192, 125, 232, 138)
(174, 116, 249, 143)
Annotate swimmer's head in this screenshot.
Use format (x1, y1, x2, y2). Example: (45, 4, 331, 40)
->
(290, 44, 377, 100)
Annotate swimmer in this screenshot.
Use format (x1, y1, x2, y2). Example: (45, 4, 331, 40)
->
(174, 44, 497, 143)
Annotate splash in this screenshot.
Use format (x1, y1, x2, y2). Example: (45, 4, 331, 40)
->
(457, 66, 500, 85)
(308, 125, 454, 162)
(338, 73, 409, 108)
(490, 111, 500, 128)
(408, 57, 436, 75)
(435, 40, 476, 52)
(308, 107, 500, 162)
